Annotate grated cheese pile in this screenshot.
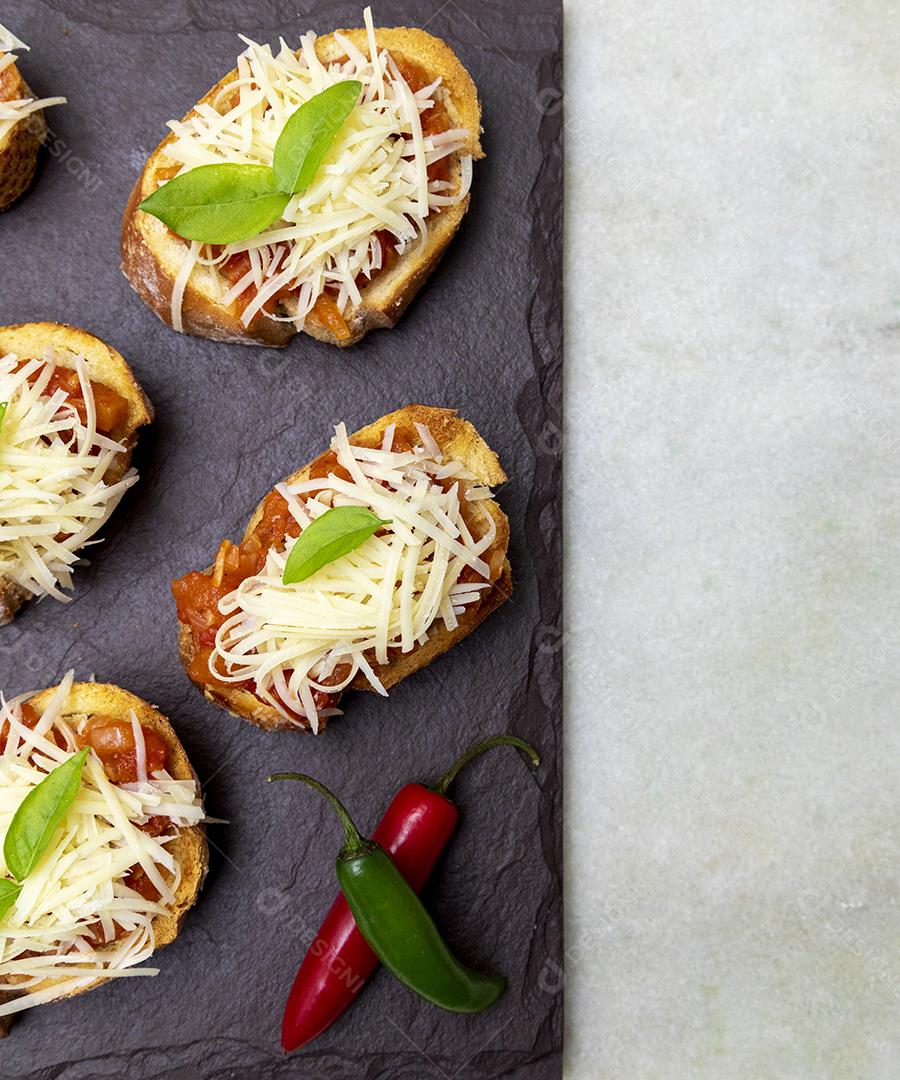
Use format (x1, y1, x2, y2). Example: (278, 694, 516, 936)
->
(160, 6, 474, 332)
(0, 349, 137, 603)
(0, 673, 204, 1016)
(0, 23, 66, 141)
(212, 422, 497, 732)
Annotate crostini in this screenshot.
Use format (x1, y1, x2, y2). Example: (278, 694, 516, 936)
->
(122, 7, 483, 347)
(0, 323, 153, 623)
(0, 24, 65, 212)
(173, 406, 510, 733)
(0, 674, 207, 1035)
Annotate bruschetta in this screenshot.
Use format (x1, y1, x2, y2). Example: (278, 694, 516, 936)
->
(0, 25, 65, 212)
(0, 323, 153, 623)
(0, 675, 207, 1035)
(173, 406, 511, 733)
(121, 7, 483, 347)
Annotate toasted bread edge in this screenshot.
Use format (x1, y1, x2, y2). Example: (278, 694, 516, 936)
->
(0, 70, 48, 213)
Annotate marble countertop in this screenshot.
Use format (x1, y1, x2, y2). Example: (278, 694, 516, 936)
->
(566, 1, 900, 1076)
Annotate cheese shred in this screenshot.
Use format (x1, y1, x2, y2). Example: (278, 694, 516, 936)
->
(0, 23, 66, 141)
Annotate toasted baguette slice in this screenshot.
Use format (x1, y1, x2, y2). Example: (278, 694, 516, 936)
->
(121, 25, 483, 347)
(0, 323, 153, 624)
(0, 682, 207, 1036)
(0, 58, 48, 212)
(177, 405, 511, 732)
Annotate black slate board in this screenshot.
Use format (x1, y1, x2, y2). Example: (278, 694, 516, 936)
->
(0, 1, 563, 1076)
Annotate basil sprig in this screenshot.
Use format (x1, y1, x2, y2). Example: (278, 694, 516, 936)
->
(0, 402, 8, 433)
(0, 879, 20, 920)
(282, 506, 390, 585)
(273, 80, 362, 195)
(139, 80, 362, 245)
(0, 748, 89, 918)
(139, 164, 290, 244)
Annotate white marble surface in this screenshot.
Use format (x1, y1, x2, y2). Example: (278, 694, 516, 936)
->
(566, 2, 900, 1076)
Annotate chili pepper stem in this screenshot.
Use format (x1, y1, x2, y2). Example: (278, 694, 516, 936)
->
(431, 735, 540, 797)
(268, 772, 369, 856)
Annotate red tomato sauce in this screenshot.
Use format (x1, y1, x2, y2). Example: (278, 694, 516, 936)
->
(78, 716, 168, 785)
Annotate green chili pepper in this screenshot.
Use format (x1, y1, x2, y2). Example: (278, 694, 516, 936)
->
(268, 772, 506, 1014)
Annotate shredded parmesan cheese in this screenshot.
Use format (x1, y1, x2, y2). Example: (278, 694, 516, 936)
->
(130, 709, 147, 784)
(0, 25, 27, 54)
(158, 6, 474, 331)
(0, 673, 204, 1017)
(0, 24, 66, 141)
(0, 349, 137, 603)
(211, 423, 497, 732)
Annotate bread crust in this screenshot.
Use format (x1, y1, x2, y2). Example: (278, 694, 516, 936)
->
(0, 323, 154, 623)
(121, 26, 483, 347)
(0, 682, 207, 1032)
(0, 66, 48, 213)
(177, 405, 511, 732)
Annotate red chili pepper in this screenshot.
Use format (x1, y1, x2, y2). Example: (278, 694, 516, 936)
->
(280, 734, 540, 1053)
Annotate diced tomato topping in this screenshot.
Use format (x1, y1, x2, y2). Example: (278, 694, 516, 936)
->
(216, 249, 298, 316)
(183, 643, 255, 691)
(0, 701, 64, 753)
(15, 361, 130, 436)
(20, 703, 39, 726)
(83, 860, 162, 945)
(272, 665, 352, 722)
(139, 816, 170, 837)
(123, 864, 161, 902)
(172, 572, 234, 648)
(391, 56, 452, 181)
(84, 920, 129, 946)
(306, 293, 351, 340)
(218, 250, 254, 303)
(306, 449, 353, 486)
(252, 490, 303, 557)
(373, 229, 401, 275)
(79, 716, 168, 784)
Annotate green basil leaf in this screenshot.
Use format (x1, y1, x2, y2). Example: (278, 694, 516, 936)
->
(4, 748, 89, 883)
(139, 163, 290, 244)
(0, 878, 21, 921)
(282, 506, 390, 585)
(0, 402, 7, 433)
(273, 81, 362, 196)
